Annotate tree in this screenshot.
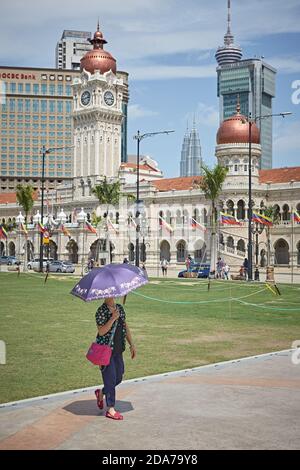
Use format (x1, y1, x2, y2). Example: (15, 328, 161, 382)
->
(263, 205, 280, 266)
(16, 184, 35, 267)
(16, 184, 35, 223)
(92, 177, 122, 263)
(199, 164, 228, 275)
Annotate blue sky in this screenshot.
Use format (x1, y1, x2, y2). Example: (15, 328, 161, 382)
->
(0, 0, 299, 177)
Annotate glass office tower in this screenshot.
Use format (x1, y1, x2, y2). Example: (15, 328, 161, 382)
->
(217, 59, 276, 169)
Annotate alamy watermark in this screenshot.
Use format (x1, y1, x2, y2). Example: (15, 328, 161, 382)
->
(291, 340, 300, 365)
(291, 80, 300, 105)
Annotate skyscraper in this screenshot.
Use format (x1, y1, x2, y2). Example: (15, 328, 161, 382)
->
(180, 122, 202, 177)
(56, 30, 92, 70)
(215, 1, 276, 169)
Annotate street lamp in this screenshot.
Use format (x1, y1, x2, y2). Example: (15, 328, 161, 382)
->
(39, 145, 74, 272)
(133, 130, 175, 266)
(245, 111, 292, 281)
(77, 207, 87, 277)
(251, 222, 265, 281)
(16, 212, 24, 270)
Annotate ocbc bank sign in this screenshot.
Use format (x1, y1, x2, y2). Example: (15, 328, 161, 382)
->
(0, 72, 37, 80)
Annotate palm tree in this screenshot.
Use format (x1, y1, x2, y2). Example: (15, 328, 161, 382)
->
(199, 164, 228, 275)
(16, 184, 35, 223)
(16, 184, 35, 267)
(92, 177, 122, 263)
(263, 205, 280, 266)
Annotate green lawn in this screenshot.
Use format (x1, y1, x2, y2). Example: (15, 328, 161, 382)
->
(1, 272, 300, 403)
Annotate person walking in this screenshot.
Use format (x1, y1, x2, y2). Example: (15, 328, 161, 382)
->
(243, 258, 249, 280)
(160, 257, 168, 276)
(224, 263, 230, 280)
(94, 297, 136, 420)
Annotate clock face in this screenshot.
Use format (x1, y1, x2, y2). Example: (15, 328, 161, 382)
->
(81, 90, 91, 106)
(104, 91, 115, 106)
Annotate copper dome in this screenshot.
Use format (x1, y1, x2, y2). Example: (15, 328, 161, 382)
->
(80, 24, 117, 75)
(217, 105, 260, 145)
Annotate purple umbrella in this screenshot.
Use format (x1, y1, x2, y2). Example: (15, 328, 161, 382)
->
(70, 263, 148, 302)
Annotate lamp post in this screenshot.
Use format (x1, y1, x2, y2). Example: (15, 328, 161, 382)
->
(57, 208, 67, 261)
(39, 145, 74, 272)
(77, 207, 87, 277)
(16, 212, 24, 271)
(246, 111, 292, 281)
(251, 222, 265, 281)
(133, 130, 174, 266)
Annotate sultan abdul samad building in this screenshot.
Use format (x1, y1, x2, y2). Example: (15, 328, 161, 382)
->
(0, 23, 300, 278)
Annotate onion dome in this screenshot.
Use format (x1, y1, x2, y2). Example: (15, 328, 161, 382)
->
(80, 21, 116, 75)
(217, 102, 260, 145)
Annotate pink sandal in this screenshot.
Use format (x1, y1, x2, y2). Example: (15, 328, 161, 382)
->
(94, 389, 104, 410)
(106, 410, 123, 420)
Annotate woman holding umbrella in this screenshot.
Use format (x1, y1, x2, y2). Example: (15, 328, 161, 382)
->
(94, 297, 136, 420)
(71, 263, 147, 421)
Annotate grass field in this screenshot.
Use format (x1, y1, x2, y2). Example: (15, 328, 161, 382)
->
(0, 272, 300, 403)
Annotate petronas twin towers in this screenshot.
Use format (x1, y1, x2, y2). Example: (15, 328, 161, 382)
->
(179, 123, 203, 177)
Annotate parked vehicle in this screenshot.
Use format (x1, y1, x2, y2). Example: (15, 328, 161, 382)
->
(0, 256, 21, 265)
(48, 260, 75, 273)
(29, 258, 53, 270)
(178, 263, 210, 278)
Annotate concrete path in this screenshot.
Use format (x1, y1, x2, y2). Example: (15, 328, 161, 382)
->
(0, 350, 299, 450)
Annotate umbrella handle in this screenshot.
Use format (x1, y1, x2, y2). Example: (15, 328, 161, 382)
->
(123, 295, 127, 305)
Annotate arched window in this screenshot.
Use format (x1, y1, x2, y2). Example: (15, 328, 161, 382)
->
(274, 239, 289, 265)
(226, 200, 234, 216)
(273, 204, 281, 223)
(176, 240, 186, 262)
(66, 239, 78, 264)
(237, 200, 245, 220)
(160, 240, 170, 262)
(227, 236, 234, 252)
(193, 208, 199, 223)
(8, 241, 15, 257)
(176, 210, 182, 226)
(128, 243, 135, 262)
(203, 208, 208, 224)
(237, 239, 245, 255)
(194, 240, 207, 263)
(296, 203, 300, 213)
(282, 204, 290, 221)
(159, 210, 164, 227)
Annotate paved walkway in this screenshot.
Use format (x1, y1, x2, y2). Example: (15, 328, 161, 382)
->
(0, 350, 299, 450)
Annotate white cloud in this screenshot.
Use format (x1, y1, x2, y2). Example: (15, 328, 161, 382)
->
(1, 0, 300, 67)
(269, 56, 300, 74)
(274, 120, 300, 152)
(185, 103, 219, 129)
(128, 64, 216, 80)
(128, 104, 158, 119)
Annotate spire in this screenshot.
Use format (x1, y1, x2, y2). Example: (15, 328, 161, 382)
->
(97, 18, 100, 32)
(236, 94, 241, 114)
(215, 0, 242, 66)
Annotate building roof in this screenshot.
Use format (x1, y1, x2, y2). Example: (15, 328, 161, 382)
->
(0, 191, 39, 205)
(153, 176, 202, 192)
(259, 167, 300, 184)
(120, 162, 159, 172)
(152, 167, 300, 193)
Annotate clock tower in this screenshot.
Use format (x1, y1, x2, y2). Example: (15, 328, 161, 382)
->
(72, 23, 128, 196)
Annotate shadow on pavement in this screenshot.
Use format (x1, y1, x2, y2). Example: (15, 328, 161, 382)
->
(64, 399, 134, 416)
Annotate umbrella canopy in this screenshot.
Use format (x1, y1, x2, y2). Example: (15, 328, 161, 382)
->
(70, 263, 148, 301)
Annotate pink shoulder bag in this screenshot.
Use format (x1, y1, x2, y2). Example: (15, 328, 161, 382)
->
(86, 320, 118, 366)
